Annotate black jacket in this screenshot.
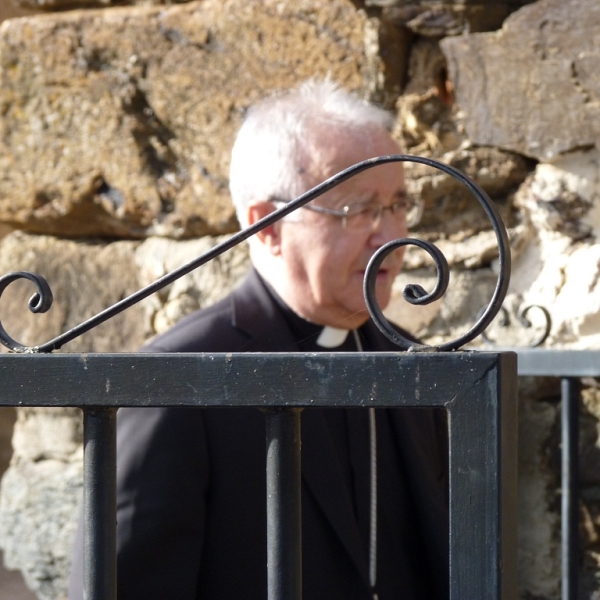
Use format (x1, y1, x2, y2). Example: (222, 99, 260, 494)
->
(69, 269, 449, 600)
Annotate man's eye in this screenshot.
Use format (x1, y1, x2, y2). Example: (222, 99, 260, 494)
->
(359, 205, 378, 216)
(346, 203, 374, 217)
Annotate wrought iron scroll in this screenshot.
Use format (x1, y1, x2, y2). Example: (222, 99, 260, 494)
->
(364, 156, 511, 351)
(480, 304, 551, 348)
(0, 155, 510, 353)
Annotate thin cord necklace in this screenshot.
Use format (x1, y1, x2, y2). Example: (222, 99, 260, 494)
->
(352, 329, 378, 600)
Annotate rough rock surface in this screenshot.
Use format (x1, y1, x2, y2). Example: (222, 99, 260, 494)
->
(0, 410, 16, 478)
(403, 144, 530, 241)
(13, 0, 533, 32)
(0, 409, 83, 600)
(374, 0, 535, 36)
(16, 0, 188, 8)
(0, 0, 386, 239)
(509, 151, 600, 348)
(441, 0, 600, 161)
(0, 233, 147, 353)
(392, 42, 534, 254)
(517, 393, 561, 598)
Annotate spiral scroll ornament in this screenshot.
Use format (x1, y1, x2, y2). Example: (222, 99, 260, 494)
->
(362, 156, 511, 351)
(0, 272, 53, 353)
(0, 155, 510, 353)
(481, 304, 551, 348)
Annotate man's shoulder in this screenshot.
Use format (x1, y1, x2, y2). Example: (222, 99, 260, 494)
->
(142, 293, 245, 353)
(140, 268, 290, 354)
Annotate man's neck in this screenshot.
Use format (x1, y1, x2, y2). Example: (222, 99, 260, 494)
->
(253, 263, 368, 330)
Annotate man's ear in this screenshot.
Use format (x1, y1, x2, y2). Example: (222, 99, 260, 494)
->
(246, 202, 283, 254)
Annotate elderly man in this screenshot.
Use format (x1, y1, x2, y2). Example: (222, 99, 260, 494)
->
(69, 80, 448, 600)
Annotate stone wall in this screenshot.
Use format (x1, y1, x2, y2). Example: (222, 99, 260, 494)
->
(0, 0, 598, 598)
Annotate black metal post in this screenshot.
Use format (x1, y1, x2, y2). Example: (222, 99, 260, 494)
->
(265, 408, 302, 600)
(561, 377, 580, 600)
(83, 407, 117, 600)
(448, 352, 518, 599)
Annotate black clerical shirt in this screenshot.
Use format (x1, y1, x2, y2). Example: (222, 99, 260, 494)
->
(262, 278, 435, 599)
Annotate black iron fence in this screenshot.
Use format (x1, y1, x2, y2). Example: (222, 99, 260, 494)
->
(0, 156, 519, 600)
(498, 347, 600, 600)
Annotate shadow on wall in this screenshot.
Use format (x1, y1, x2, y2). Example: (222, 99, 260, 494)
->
(0, 409, 15, 477)
(0, 548, 37, 600)
(0, 4, 41, 24)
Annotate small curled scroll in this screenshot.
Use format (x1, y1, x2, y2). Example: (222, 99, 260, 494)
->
(364, 239, 449, 350)
(361, 155, 511, 351)
(0, 271, 53, 352)
(481, 304, 551, 348)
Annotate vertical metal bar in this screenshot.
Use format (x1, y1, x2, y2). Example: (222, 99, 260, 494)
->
(448, 352, 518, 599)
(562, 377, 580, 600)
(265, 408, 302, 600)
(83, 407, 117, 600)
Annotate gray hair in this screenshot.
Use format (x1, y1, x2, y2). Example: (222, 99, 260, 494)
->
(229, 79, 395, 226)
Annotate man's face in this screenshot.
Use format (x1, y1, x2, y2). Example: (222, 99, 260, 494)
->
(276, 126, 408, 329)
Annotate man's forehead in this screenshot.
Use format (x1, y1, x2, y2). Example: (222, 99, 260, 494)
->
(298, 124, 404, 203)
(306, 124, 399, 156)
(304, 132, 403, 184)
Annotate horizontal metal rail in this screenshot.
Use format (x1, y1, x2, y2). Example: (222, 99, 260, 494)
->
(498, 348, 600, 377)
(0, 351, 507, 408)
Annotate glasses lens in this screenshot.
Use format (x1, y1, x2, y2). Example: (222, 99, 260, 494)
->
(343, 203, 381, 231)
(343, 197, 424, 231)
(344, 196, 423, 231)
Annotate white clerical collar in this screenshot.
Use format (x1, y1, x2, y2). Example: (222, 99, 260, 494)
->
(316, 326, 350, 348)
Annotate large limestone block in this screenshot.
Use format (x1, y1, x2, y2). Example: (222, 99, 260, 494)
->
(0, 231, 249, 599)
(0, 0, 385, 239)
(441, 0, 600, 161)
(508, 151, 600, 348)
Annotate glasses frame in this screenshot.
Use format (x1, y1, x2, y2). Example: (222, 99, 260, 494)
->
(271, 194, 424, 230)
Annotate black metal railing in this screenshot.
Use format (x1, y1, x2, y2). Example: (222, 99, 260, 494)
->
(481, 302, 589, 600)
(0, 156, 518, 600)
(0, 351, 518, 600)
(500, 347, 600, 600)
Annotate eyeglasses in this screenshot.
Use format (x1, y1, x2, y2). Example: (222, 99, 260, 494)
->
(271, 194, 423, 231)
